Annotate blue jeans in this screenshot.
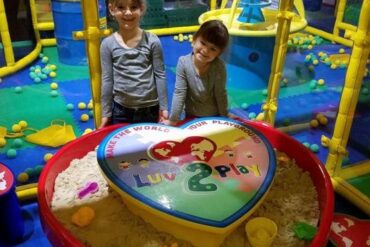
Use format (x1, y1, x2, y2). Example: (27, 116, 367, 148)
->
(111, 101, 159, 124)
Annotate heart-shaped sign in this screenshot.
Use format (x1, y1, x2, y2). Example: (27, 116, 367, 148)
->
(97, 117, 276, 245)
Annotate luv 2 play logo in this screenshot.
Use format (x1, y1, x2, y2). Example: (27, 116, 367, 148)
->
(98, 118, 276, 227)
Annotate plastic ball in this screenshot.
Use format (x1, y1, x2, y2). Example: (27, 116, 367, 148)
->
(18, 120, 28, 128)
(17, 172, 29, 183)
(44, 153, 53, 162)
(29, 72, 37, 78)
(87, 102, 93, 109)
(173, 35, 179, 40)
(248, 112, 256, 119)
(83, 128, 93, 135)
(24, 167, 35, 177)
(50, 90, 59, 97)
(316, 113, 325, 119)
(15, 86, 23, 93)
(12, 124, 22, 132)
(66, 103, 74, 111)
(34, 165, 44, 175)
(241, 103, 249, 109)
(330, 64, 337, 69)
(89, 110, 94, 117)
(33, 77, 42, 83)
(49, 71, 57, 77)
(42, 56, 49, 63)
(339, 48, 345, 54)
(310, 144, 320, 153)
(49, 64, 57, 71)
(262, 89, 268, 96)
(361, 87, 369, 95)
(302, 142, 310, 148)
(318, 116, 328, 125)
(0, 137, 6, 147)
(80, 114, 89, 122)
(78, 102, 87, 109)
(34, 68, 41, 74)
(317, 79, 325, 86)
(12, 138, 23, 148)
(312, 59, 319, 65)
(6, 149, 17, 158)
(50, 82, 58, 89)
(310, 119, 319, 128)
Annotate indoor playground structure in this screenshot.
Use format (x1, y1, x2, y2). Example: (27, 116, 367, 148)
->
(0, 0, 370, 246)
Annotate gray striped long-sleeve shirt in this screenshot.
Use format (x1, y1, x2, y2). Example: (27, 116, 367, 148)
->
(100, 31, 168, 118)
(169, 53, 228, 122)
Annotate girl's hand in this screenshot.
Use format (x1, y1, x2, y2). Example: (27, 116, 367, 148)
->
(162, 120, 178, 126)
(159, 110, 169, 122)
(99, 117, 111, 129)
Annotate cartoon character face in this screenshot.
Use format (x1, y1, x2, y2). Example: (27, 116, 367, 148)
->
(138, 158, 149, 168)
(0, 171, 7, 191)
(118, 161, 131, 170)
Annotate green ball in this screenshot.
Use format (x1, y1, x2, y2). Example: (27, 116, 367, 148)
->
(302, 142, 310, 148)
(24, 167, 35, 177)
(15, 86, 22, 93)
(66, 103, 74, 111)
(34, 165, 44, 175)
(241, 103, 249, 110)
(12, 138, 23, 148)
(310, 144, 320, 153)
(6, 149, 17, 158)
(248, 112, 256, 119)
(50, 90, 59, 97)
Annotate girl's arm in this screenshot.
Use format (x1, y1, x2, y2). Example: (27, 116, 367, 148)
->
(100, 38, 114, 128)
(214, 60, 228, 117)
(151, 35, 168, 118)
(169, 57, 188, 123)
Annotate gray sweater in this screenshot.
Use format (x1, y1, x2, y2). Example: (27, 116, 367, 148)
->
(169, 54, 228, 121)
(100, 31, 168, 118)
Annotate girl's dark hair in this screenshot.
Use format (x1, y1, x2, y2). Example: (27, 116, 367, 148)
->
(193, 20, 229, 51)
(110, 0, 147, 12)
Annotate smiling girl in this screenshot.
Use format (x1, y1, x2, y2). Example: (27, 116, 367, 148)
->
(99, 0, 168, 128)
(165, 20, 230, 126)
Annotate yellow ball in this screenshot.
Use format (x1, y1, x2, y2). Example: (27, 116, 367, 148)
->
(17, 172, 29, 183)
(12, 124, 22, 132)
(339, 48, 345, 54)
(310, 119, 319, 128)
(307, 45, 313, 50)
(317, 79, 325, 85)
(0, 137, 6, 147)
(330, 64, 337, 69)
(49, 71, 57, 77)
(18, 120, 28, 128)
(87, 102, 93, 109)
(78, 102, 86, 109)
(318, 116, 328, 125)
(173, 35, 178, 40)
(83, 128, 93, 135)
(49, 64, 57, 71)
(44, 153, 53, 162)
(316, 113, 325, 119)
(80, 114, 89, 122)
(50, 82, 58, 90)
